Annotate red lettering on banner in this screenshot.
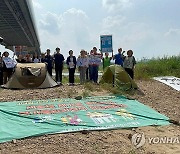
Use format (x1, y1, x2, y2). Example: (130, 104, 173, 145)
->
(86, 102, 99, 105)
(44, 104, 55, 109)
(36, 105, 45, 109)
(19, 111, 30, 115)
(33, 110, 41, 115)
(58, 102, 84, 108)
(26, 106, 36, 110)
(86, 101, 118, 105)
(75, 103, 84, 106)
(88, 105, 121, 110)
(77, 107, 88, 111)
(26, 104, 55, 110)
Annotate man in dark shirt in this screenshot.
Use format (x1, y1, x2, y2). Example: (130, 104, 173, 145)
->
(16, 54, 26, 63)
(54, 47, 64, 83)
(45, 49, 53, 76)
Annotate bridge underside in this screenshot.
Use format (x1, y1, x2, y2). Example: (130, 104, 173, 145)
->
(0, 0, 40, 53)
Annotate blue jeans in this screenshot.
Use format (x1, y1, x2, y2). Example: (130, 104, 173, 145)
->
(89, 65, 98, 83)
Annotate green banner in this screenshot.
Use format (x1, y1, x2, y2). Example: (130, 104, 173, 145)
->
(0, 96, 169, 143)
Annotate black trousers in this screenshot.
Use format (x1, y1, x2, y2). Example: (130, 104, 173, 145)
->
(69, 68, 75, 83)
(124, 68, 134, 79)
(47, 67, 52, 76)
(0, 68, 3, 85)
(55, 66, 63, 82)
(86, 68, 89, 80)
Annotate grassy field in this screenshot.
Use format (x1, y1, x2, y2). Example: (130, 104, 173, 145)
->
(135, 56, 180, 79)
(62, 55, 180, 81)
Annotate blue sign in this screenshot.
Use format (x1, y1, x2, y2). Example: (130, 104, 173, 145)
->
(100, 35, 112, 52)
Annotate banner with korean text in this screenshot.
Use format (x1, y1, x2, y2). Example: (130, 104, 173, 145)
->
(153, 76, 180, 91)
(100, 35, 112, 52)
(0, 96, 169, 143)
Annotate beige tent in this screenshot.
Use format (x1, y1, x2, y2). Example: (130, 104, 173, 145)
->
(100, 65, 138, 90)
(2, 63, 58, 89)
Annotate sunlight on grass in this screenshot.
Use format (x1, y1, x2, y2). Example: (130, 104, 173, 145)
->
(135, 56, 180, 79)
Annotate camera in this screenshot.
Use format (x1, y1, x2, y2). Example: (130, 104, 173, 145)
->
(0, 37, 3, 43)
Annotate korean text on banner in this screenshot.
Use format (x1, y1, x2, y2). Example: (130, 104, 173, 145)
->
(100, 35, 112, 52)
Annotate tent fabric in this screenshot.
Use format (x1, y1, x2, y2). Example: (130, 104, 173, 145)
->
(2, 63, 58, 89)
(28, 67, 41, 77)
(100, 65, 138, 90)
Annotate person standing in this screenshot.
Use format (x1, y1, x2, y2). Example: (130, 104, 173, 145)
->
(45, 49, 53, 76)
(85, 51, 89, 80)
(77, 50, 89, 84)
(123, 50, 136, 79)
(2, 51, 16, 84)
(16, 54, 26, 63)
(40, 53, 46, 63)
(89, 47, 102, 83)
(102, 51, 113, 70)
(54, 47, 64, 84)
(88, 50, 94, 81)
(66, 50, 76, 85)
(0, 52, 3, 85)
(113, 48, 125, 66)
(25, 54, 32, 63)
(33, 53, 40, 63)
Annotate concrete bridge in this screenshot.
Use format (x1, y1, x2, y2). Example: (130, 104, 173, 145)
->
(0, 0, 40, 53)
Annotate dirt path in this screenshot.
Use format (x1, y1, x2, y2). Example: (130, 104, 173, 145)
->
(0, 80, 179, 154)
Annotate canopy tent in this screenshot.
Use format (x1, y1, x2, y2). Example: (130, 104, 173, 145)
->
(2, 63, 57, 89)
(100, 65, 138, 90)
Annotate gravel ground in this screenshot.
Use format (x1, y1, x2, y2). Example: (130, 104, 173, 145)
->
(0, 80, 179, 154)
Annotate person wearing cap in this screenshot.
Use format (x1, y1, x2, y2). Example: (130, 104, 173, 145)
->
(45, 49, 53, 76)
(66, 50, 76, 85)
(54, 47, 64, 84)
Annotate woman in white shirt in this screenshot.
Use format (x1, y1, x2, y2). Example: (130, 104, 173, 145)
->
(123, 50, 136, 79)
(33, 53, 40, 63)
(77, 50, 89, 84)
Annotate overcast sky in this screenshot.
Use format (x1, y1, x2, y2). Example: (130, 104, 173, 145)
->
(1, 0, 180, 60)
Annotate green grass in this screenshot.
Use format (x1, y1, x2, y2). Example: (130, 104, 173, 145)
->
(59, 55, 180, 85)
(100, 83, 136, 96)
(61, 75, 80, 84)
(135, 56, 180, 79)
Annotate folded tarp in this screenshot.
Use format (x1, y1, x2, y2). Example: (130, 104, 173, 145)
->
(153, 76, 180, 91)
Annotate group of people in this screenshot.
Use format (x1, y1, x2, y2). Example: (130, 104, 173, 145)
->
(104, 48, 136, 79)
(66, 46, 136, 85)
(74, 47, 136, 85)
(0, 50, 54, 85)
(0, 46, 136, 86)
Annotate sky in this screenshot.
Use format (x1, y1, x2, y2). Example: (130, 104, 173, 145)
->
(1, 0, 180, 60)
